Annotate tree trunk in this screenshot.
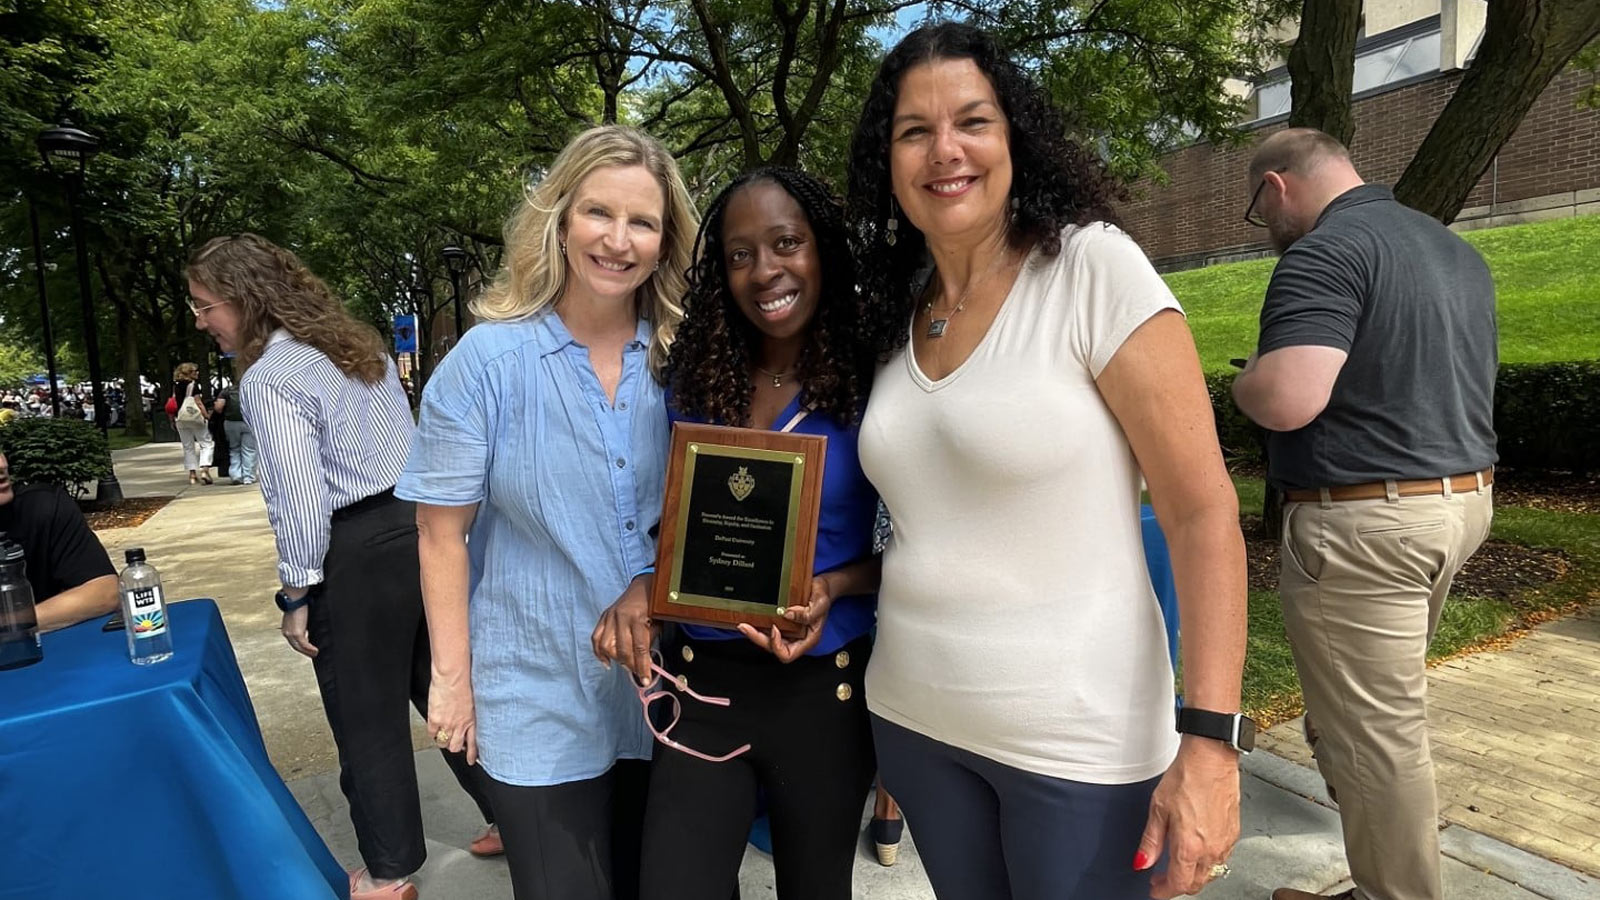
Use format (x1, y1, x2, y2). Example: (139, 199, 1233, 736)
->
(116, 298, 148, 436)
(94, 252, 148, 436)
(1286, 0, 1362, 145)
(1395, 0, 1600, 223)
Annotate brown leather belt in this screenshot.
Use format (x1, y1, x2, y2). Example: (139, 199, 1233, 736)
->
(1283, 468, 1494, 503)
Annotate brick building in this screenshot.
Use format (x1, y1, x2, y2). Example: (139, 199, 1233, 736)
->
(1120, 1, 1600, 271)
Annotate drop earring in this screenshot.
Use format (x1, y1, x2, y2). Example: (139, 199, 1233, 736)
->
(1010, 195, 1019, 222)
(559, 238, 567, 256)
(885, 197, 900, 247)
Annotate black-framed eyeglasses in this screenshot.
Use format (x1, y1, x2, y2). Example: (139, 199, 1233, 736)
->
(1243, 168, 1287, 228)
(1243, 180, 1268, 227)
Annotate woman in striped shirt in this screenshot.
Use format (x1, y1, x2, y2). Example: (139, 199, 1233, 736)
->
(187, 234, 496, 900)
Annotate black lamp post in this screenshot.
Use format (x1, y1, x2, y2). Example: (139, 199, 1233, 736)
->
(26, 199, 63, 417)
(37, 119, 123, 504)
(441, 245, 469, 343)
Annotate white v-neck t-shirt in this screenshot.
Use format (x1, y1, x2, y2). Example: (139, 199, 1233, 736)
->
(859, 223, 1184, 783)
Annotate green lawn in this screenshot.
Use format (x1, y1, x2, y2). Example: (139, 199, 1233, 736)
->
(1232, 475, 1600, 722)
(107, 427, 151, 452)
(1168, 215, 1600, 374)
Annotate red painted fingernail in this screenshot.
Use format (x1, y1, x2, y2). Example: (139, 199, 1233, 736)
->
(1132, 851, 1151, 870)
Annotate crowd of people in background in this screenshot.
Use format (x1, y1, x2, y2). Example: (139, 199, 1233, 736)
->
(0, 382, 147, 426)
(0, 368, 259, 488)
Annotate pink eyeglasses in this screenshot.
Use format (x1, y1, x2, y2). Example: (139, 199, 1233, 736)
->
(635, 651, 752, 763)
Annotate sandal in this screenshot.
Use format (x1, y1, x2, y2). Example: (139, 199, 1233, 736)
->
(188, 473, 198, 485)
(870, 788, 903, 866)
(870, 814, 904, 866)
(469, 824, 504, 857)
(347, 868, 418, 900)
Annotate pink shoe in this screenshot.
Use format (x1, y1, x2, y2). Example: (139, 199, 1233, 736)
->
(347, 868, 419, 900)
(469, 824, 504, 858)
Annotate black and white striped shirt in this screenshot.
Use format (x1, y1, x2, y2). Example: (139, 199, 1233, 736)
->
(241, 329, 414, 588)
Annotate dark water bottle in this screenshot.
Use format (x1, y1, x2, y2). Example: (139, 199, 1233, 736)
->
(0, 533, 42, 670)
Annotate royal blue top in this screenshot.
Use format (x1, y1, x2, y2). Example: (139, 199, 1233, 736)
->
(396, 312, 660, 786)
(670, 392, 878, 656)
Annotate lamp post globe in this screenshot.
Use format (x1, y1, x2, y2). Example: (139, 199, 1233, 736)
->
(36, 121, 100, 169)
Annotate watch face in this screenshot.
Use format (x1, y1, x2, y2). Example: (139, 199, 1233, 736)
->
(1237, 716, 1257, 752)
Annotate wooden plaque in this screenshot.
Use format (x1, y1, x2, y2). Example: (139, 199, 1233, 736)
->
(650, 422, 827, 637)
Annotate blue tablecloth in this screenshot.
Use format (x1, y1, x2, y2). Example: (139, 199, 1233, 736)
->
(0, 599, 346, 900)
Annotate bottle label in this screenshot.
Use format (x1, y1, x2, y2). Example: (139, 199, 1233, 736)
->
(127, 585, 168, 638)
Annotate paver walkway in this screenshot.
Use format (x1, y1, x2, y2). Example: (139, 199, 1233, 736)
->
(1258, 607, 1600, 878)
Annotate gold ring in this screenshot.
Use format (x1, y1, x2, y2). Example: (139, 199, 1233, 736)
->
(1209, 863, 1231, 880)
(435, 728, 451, 744)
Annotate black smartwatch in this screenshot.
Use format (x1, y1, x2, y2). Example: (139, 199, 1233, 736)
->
(274, 589, 312, 613)
(1176, 707, 1256, 754)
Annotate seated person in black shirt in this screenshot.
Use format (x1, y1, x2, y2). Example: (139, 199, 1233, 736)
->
(0, 452, 118, 630)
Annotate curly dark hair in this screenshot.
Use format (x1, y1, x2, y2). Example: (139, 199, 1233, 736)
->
(666, 168, 878, 428)
(846, 21, 1127, 356)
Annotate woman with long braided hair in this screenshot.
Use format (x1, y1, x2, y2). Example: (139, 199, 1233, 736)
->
(593, 167, 888, 899)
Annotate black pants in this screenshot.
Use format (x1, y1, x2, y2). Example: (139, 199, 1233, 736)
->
(307, 491, 495, 878)
(639, 634, 876, 900)
(483, 759, 650, 900)
(872, 716, 1161, 900)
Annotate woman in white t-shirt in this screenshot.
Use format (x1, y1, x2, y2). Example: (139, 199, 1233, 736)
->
(845, 23, 1250, 900)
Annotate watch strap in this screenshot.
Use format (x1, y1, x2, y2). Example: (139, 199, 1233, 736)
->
(1176, 707, 1255, 753)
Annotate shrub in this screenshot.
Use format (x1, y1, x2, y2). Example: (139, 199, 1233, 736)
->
(1205, 362, 1600, 474)
(1205, 373, 1265, 465)
(1495, 362, 1600, 473)
(0, 417, 113, 499)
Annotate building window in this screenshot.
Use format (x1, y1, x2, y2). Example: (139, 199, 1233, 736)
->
(1353, 31, 1440, 93)
(1254, 78, 1292, 120)
(1247, 26, 1441, 123)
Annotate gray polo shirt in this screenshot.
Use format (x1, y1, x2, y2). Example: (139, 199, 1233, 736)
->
(1257, 184, 1498, 490)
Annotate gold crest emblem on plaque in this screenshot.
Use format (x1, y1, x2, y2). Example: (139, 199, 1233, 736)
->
(728, 466, 755, 501)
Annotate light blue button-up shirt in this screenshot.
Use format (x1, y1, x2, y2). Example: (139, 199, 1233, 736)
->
(396, 312, 663, 786)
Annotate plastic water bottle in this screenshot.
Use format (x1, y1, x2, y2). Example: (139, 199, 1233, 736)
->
(119, 547, 173, 665)
(0, 534, 43, 670)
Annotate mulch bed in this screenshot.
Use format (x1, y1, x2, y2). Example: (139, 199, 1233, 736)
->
(1242, 514, 1572, 604)
(1487, 467, 1600, 515)
(83, 496, 174, 531)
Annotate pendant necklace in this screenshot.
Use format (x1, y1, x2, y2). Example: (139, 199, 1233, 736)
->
(923, 248, 1014, 339)
(753, 365, 794, 388)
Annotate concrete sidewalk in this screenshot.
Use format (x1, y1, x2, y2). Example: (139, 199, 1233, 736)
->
(99, 442, 1600, 899)
(284, 747, 1596, 900)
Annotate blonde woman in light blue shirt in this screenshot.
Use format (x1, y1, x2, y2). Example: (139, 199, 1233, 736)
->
(397, 125, 696, 900)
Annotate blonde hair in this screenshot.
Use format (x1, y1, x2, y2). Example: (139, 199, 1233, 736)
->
(186, 234, 389, 383)
(173, 362, 199, 382)
(475, 126, 696, 373)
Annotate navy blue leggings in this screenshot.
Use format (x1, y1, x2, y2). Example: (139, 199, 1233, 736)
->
(872, 716, 1162, 900)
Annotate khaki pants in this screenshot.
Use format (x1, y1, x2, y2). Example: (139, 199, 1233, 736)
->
(1279, 485, 1493, 900)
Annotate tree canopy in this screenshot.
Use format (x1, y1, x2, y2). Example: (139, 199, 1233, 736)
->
(0, 0, 1403, 415)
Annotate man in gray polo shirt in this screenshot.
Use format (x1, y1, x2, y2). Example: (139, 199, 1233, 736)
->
(1232, 128, 1497, 900)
